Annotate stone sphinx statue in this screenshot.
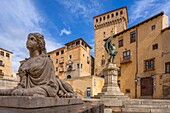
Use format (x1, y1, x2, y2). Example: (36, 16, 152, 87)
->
(0, 33, 77, 98)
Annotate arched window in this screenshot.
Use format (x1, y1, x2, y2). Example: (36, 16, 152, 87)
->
(96, 19, 98, 23)
(112, 13, 114, 18)
(107, 15, 110, 19)
(67, 75, 71, 79)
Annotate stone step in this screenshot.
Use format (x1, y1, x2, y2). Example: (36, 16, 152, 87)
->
(122, 108, 170, 113)
(123, 99, 170, 105)
(122, 108, 151, 113)
(124, 104, 169, 109)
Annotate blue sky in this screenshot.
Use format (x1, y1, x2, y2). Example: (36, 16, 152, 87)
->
(0, 0, 170, 71)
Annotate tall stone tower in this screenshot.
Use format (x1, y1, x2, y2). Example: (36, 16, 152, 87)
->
(94, 6, 128, 76)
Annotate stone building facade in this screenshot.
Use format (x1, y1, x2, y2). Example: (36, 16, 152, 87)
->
(48, 38, 93, 79)
(0, 48, 13, 79)
(94, 6, 128, 76)
(48, 38, 103, 98)
(94, 6, 170, 99)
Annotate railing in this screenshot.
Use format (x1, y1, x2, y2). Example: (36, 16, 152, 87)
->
(120, 56, 132, 64)
(59, 58, 64, 64)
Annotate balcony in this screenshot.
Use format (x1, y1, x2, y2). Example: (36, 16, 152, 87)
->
(120, 56, 132, 64)
(59, 67, 64, 72)
(59, 58, 64, 64)
(0, 63, 5, 67)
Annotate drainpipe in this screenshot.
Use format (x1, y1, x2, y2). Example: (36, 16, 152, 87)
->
(135, 27, 138, 98)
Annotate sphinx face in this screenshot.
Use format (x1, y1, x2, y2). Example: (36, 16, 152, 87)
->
(26, 34, 38, 51)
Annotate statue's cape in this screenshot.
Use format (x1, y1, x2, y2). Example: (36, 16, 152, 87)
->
(19, 56, 57, 96)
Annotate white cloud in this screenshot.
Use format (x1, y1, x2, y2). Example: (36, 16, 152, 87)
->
(56, 0, 101, 19)
(59, 28, 71, 36)
(129, 0, 170, 25)
(0, 0, 62, 71)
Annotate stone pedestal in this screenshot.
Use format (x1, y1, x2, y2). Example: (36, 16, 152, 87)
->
(95, 63, 128, 99)
(0, 96, 104, 113)
(94, 63, 129, 113)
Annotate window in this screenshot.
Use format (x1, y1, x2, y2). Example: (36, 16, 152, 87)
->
(152, 25, 156, 30)
(107, 15, 110, 19)
(81, 42, 84, 46)
(0, 51, 4, 56)
(144, 58, 155, 71)
(56, 52, 59, 56)
(87, 56, 90, 64)
(101, 59, 105, 66)
(76, 41, 80, 45)
(61, 50, 64, 54)
(56, 59, 58, 64)
(83, 54, 85, 57)
(69, 55, 72, 60)
(77, 63, 80, 68)
(6, 53, 10, 58)
(125, 89, 131, 93)
(103, 16, 105, 20)
(81, 64, 83, 68)
(120, 11, 123, 15)
(100, 17, 102, 21)
(0, 60, 2, 66)
(130, 31, 136, 43)
(165, 62, 170, 73)
(116, 12, 118, 16)
(56, 67, 58, 71)
(96, 19, 98, 23)
(153, 44, 158, 50)
(118, 39, 123, 47)
(123, 50, 130, 60)
(111, 13, 114, 18)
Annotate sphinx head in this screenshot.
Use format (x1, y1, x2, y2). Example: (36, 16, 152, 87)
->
(26, 33, 47, 55)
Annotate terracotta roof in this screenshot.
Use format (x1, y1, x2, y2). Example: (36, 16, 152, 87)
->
(104, 12, 164, 41)
(65, 38, 92, 49)
(0, 48, 13, 54)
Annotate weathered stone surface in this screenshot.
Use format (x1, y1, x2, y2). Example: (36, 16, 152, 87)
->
(0, 96, 83, 108)
(0, 33, 77, 98)
(104, 108, 112, 113)
(0, 102, 104, 113)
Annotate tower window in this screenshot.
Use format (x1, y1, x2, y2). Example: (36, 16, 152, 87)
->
(116, 12, 118, 16)
(107, 15, 110, 19)
(112, 13, 114, 18)
(103, 16, 105, 20)
(96, 19, 98, 23)
(100, 17, 102, 21)
(120, 11, 123, 15)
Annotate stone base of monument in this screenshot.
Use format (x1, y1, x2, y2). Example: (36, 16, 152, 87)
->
(0, 96, 104, 113)
(93, 63, 129, 113)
